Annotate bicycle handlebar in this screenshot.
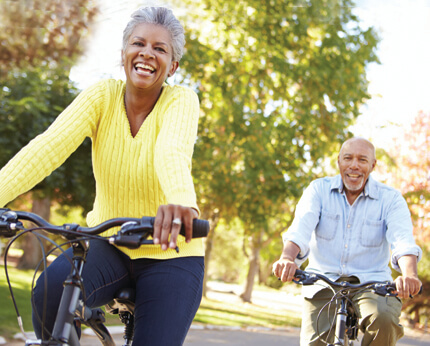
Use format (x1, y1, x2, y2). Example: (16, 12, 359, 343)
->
(0, 208, 209, 249)
(293, 269, 398, 297)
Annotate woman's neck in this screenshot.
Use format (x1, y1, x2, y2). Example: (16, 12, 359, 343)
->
(124, 86, 163, 137)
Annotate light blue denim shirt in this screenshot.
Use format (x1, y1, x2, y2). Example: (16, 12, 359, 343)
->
(283, 174, 422, 288)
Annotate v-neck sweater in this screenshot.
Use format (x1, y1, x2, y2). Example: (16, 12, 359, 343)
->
(0, 79, 203, 259)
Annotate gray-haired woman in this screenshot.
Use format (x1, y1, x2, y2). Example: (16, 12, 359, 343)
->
(0, 6, 203, 345)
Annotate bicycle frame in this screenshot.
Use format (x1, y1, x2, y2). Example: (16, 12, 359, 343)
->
(293, 270, 397, 346)
(0, 208, 209, 346)
(27, 240, 114, 346)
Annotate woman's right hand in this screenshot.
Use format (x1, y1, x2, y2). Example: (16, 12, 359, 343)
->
(152, 204, 198, 251)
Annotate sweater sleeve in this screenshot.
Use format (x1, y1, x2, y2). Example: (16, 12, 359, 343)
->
(154, 86, 200, 213)
(0, 81, 105, 207)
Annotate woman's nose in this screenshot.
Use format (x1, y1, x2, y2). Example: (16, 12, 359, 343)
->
(139, 47, 154, 59)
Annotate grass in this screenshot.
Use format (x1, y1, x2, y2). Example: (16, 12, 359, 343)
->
(0, 265, 300, 341)
(195, 296, 300, 328)
(0, 265, 34, 340)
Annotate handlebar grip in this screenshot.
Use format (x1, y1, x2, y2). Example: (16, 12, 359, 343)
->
(180, 219, 209, 238)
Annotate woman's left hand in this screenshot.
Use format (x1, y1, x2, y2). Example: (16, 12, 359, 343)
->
(153, 204, 198, 251)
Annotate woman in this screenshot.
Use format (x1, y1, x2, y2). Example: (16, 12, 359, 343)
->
(0, 6, 203, 345)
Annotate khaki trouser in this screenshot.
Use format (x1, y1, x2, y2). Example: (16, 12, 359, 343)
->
(300, 278, 404, 346)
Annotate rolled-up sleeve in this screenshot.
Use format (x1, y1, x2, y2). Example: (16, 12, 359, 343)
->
(387, 191, 422, 272)
(283, 180, 322, 264)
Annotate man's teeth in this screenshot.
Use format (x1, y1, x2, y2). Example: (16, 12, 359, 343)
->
(348, 174, 360, 178)
(135, 63, 155, 71)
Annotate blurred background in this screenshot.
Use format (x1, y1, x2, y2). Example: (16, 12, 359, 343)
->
(1, 0, 429, 339)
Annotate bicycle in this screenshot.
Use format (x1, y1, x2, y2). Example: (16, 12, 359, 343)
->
(0, 207, 209, 346)
(293, 269, 401, 346)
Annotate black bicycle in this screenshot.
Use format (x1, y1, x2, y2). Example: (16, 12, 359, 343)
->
(0, 208, 209, 346)
(293, 269, 400, 346)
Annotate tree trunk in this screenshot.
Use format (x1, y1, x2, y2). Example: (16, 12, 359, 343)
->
(17, 196, 51, 269)
(240, 230, 263, 303)
(202, 213, 219, 297)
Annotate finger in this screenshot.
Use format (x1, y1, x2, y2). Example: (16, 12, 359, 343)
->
(169, 216, 182, 249)
(272, 262, 282, 278)
(182, 209, 195, 243)
(159, 211, 174, 251)
(396, 277, 406, 299)
(153, 207, 164, 245)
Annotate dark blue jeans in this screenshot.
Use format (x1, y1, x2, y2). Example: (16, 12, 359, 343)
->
(32, 240, 204, 345)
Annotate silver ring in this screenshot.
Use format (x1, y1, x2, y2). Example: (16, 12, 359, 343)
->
(172, 218, 182, 226)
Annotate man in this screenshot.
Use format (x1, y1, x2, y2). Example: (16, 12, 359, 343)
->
(272, 137, 422, 346)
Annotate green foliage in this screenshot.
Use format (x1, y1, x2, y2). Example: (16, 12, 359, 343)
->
(176, 0, 379, 229)
(172, 0, 380, 293)
(0, 67, 95, 213)
(208, 218, 248, 282)
(0, 0, 98, 72)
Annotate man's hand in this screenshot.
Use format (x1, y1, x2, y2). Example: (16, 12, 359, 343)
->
(394, 275, 422, 299)
(396, 254, 422, 299)
(272, 241, 301, 282)
(272, 258, 299, 282)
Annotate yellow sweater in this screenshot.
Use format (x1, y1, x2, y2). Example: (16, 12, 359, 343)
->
(0, 79, 204, 259)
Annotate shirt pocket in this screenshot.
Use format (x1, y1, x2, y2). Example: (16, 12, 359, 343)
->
(360, 219, 385, 247)
(315, 211, 340, 241)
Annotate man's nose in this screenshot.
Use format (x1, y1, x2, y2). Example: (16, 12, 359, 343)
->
(350, 158, 360, 168)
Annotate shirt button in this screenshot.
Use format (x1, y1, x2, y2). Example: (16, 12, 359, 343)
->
(347, 224, 351, 228)
(345, 244, 348, 248)
(343, 264, 345, 267)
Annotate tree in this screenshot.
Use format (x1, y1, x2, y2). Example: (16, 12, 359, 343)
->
(378, 111, 430, 326)
(0, 68, 95, 268)
(0, 0, 98, 73)
(380, 111, 430, 244)
(174, 0, 379, 300)
(0, 0, 98, 268)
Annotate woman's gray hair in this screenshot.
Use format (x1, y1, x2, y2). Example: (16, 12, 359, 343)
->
(122, 6, 185, 62)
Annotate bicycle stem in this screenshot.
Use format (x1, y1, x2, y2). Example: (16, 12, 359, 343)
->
(333, 298, 348, 346)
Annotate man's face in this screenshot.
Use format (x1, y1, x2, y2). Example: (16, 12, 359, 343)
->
(337, 139, 376, 194)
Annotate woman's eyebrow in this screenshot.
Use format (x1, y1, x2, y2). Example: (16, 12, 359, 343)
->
(131, 36, 169, 47)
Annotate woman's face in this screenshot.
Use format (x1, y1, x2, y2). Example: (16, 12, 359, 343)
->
(122, 23, 178, 92)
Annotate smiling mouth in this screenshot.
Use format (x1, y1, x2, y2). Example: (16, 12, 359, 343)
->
(134, 63, 155, 73)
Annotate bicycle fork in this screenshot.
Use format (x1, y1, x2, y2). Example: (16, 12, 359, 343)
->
(51, 241, 88, 345)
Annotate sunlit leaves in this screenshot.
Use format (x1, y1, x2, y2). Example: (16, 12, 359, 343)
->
(0, 0, 98, 72)
(176, 0, 379, 230)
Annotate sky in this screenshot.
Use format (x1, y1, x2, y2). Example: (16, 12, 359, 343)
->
(70, 0, 430, 150)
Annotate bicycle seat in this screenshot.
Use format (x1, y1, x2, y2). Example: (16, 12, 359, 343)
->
(105, 287, 136, 315)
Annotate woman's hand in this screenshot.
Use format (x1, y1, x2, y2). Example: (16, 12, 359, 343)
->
(153, 204, 198, 251)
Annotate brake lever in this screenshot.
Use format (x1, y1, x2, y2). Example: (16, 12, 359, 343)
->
(372, 282, 397, 297)
(110, 221, 180, 253)
(293, 272, 320, 285)
(0, 210, 22, 237)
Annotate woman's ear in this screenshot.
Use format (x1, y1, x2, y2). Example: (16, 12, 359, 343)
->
(168, 61, 179, 77)
(121, 50, 125, 66)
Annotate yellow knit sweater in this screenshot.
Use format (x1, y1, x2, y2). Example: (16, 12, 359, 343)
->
(0, 79, 204, 259)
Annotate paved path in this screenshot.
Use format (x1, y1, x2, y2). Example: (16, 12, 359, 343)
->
(6, 325, 429, 345)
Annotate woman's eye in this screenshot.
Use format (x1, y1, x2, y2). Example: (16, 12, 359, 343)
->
(132, 42, 144, 46)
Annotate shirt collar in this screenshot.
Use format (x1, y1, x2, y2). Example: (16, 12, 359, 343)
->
(331, 174, 379, 199)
